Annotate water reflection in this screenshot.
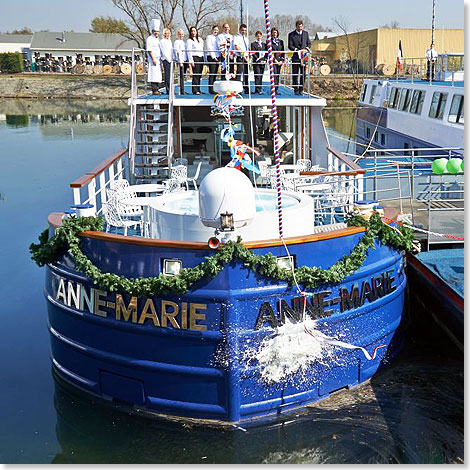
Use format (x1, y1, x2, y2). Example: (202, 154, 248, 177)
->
(51, 332, 463, 464)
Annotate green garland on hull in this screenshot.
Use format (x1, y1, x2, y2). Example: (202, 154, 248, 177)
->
(30, 213, 415, 296)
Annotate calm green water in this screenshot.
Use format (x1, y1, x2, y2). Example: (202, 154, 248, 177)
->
(0, 101, 463, 464)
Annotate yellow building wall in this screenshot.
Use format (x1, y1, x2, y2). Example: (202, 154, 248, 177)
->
(312, 28, 464, 70)
(376, 28, 464, 65)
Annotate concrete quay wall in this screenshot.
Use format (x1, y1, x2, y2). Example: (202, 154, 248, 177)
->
(0, 74, 362, 101)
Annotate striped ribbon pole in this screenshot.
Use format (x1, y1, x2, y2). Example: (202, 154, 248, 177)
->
(263, 0, 283, 238)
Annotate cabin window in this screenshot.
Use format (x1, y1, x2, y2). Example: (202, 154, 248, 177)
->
(409, 90, 425, 114)
(360, 84, 368, 101)
(428, 92, 448, 120)
(369, 85, 377, 104)
(380, 133, 386, 146)
(373, 131, 378, 142)
(398, 88, 412, 111)
(448, 95, 464, 124)
(388, 87, 401, 109)
(366, 127, 371, 139)
(404, 142, 411, 156)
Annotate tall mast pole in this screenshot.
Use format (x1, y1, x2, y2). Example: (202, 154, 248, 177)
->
(240, 0, 244, 26)
(431, 0, 436, 45)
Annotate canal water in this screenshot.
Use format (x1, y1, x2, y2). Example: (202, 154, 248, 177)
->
(0, 100, 463, 464)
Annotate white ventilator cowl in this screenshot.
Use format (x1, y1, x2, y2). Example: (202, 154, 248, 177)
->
(198, 167, 256, 229)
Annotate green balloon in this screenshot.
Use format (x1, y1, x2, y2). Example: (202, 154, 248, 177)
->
(447, 158, 462, 174)
(432, 158, 448, 175)
(461, 160, 464, 172)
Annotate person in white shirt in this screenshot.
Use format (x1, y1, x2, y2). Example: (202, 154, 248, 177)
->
(160, 28, 173, 94)
(173, 28, 187, 95)
(205, 25, 220, 94)
(425, 43, 438, 81)
(186, 26, 205, 94)
(232, 24, 249, 93)
(217, 23, 233, 78)
(146, 19, 162, 95)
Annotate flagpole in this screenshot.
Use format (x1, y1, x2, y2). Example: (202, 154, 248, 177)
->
(431, 0, 436, 45)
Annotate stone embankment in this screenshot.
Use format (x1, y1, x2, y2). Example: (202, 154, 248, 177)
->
(0, 73, 363, 102)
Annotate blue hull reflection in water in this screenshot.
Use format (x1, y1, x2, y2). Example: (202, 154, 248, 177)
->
(52, 338, 463, 464)
(0, 103, 463, 463)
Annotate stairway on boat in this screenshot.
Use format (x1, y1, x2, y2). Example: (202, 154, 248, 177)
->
(132, 103, 171, 182)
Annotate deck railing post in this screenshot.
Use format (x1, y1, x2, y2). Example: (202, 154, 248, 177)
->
(73, 188, 81, 206)
(88, 179, 97, 211)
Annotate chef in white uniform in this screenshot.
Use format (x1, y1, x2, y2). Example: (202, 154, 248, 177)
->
(146, 19, 162, 95)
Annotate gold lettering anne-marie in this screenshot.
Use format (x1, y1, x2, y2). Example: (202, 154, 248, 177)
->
(55, 277, 207, 331)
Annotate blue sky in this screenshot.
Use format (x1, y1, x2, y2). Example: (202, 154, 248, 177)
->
(1, 0, 465, 32)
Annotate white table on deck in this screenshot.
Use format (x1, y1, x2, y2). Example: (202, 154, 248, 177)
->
(125, 184, 166, 194)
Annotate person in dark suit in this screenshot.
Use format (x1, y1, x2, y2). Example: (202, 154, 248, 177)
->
(287, 19, 311, 94)
(271, 27, 285, 93)
(251, 31, 267, 94)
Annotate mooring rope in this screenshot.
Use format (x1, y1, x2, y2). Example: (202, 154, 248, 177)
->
(263, 0, 283, 238)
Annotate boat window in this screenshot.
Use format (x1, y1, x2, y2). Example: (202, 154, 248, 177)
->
(381, 133, 386, 146)
(398, 88, 412, 111)
(360, 84, 368, 101)
(373, 131, 378, 142)
(404, 142, 411, 156)
(366, 127, 371, 139)
(388, 87, 401, 109)
(369, 85, 377, 104)
(448, 95, 464, 124)
(428, 92, 448, 120)
(409, 90, 425, 114)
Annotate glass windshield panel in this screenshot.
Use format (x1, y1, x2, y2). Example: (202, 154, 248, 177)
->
(369, 85, 377, 104)
(398, 89, 411, 111)
(448, 95, 464, 124)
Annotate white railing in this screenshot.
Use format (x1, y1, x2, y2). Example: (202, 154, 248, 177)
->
(70, 149, 129, 213)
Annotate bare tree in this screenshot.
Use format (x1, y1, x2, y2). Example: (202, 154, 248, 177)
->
(382, 20, 400, 28)
(246, 14, 331, 41)
(110, 0, 179, 47)
(332, 15, 369, 87)
(179, 0, 236, 35)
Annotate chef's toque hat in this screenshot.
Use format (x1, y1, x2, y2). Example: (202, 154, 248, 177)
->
(151, 19, 161, 32)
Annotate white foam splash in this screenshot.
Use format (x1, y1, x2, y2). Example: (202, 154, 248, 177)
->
(248, 318, 336, 384)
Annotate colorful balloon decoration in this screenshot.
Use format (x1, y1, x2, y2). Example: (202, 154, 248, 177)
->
(431, 158, 448, 175)
(213, 92, 261, 174)
(446, 158, 462, 174)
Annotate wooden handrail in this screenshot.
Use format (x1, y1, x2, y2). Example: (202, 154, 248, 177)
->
(327, 146, 364, 172)
(48, 212, 366, 249)
(300, 170, 365, 177)
(70, 148, 128, 188)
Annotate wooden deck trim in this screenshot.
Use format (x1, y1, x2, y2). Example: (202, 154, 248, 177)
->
(327, 146, 365, 173)
(48, 212, 366, 249)
(300, 170, 365, 177)
(69, 148, 128, 188)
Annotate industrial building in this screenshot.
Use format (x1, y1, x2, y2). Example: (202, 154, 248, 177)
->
(311, 28, 464, 74)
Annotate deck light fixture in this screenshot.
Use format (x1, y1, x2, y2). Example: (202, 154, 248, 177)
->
(163, 259, 182, 276)
(220, 212, 235, 232)
(276, 255, 295, 271)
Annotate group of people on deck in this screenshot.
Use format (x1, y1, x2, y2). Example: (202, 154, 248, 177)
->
(146, 18, 311, 96)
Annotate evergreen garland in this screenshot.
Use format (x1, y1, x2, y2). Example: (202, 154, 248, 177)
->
(30, 213, 414, 296)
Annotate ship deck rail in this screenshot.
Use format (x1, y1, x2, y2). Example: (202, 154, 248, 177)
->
(344, 147, 464, 248)
(391, 53, 464, 86)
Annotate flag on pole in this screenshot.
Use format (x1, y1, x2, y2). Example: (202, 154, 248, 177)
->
(397, 40, 403, 71)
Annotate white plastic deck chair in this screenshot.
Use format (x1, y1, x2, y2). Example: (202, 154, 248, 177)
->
(186, 161, 202, 189)
(296, 159, 312, 171)
(102, 202, 142, 236)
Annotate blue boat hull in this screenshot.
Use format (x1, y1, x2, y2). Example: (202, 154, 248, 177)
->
(44, 229, 406, 426)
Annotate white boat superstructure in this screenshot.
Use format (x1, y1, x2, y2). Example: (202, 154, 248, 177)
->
(357, 54, 464, 153)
